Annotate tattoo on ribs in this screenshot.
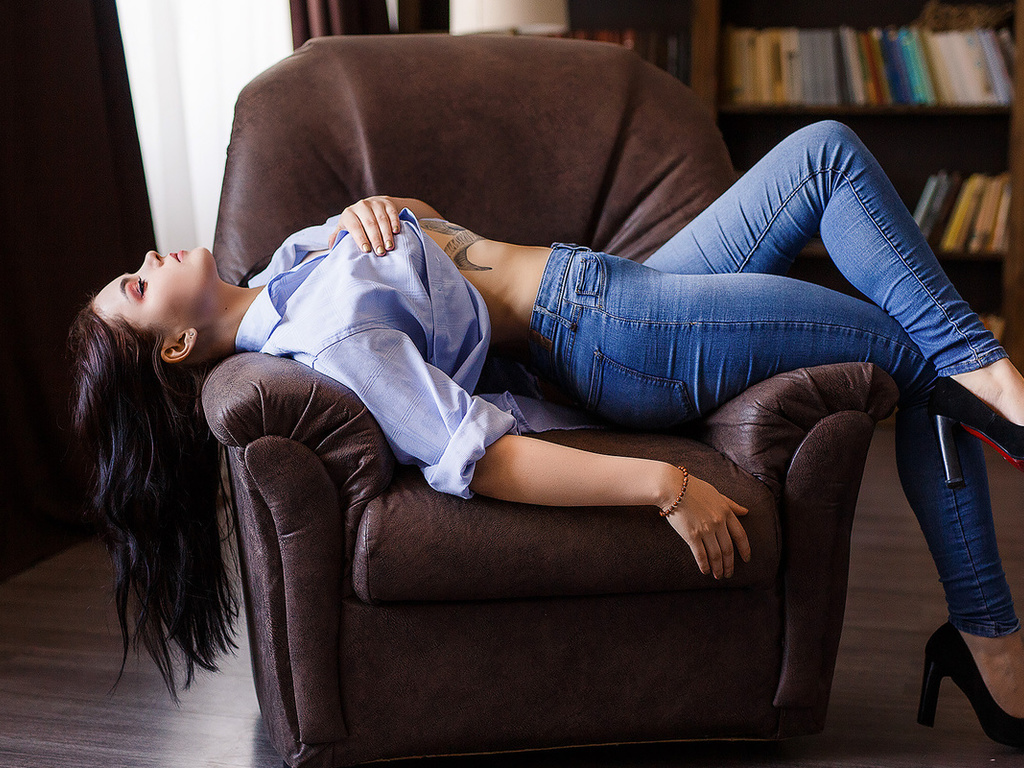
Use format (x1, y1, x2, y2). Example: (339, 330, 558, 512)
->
(420, 219, 491, 271)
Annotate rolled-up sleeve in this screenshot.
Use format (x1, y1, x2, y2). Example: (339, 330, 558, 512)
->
(312, 329, 517, 498)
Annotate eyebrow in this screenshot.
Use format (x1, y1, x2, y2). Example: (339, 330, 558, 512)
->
(119, 277, 129, 300)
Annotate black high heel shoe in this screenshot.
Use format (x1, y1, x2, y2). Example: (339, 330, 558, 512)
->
(919, 623, 1024, 748)
(928, 376, 1024, 489)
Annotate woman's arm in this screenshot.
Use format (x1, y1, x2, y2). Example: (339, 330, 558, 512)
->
(329, 195, 442, 251)
(471, 433, 751, 580)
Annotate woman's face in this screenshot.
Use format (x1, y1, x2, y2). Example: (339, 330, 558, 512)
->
(93, 247, 222, 353)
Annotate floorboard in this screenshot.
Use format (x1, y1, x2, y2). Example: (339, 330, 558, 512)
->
(2, 424, 1023, 767)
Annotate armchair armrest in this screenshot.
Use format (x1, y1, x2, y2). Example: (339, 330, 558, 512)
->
(201, 353, 396, 755)
(203, 352, 395, 502)
(699, 362, 899, 732)
(696, 362, 898, 499)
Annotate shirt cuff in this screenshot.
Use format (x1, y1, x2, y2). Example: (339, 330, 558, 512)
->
(421, 396, 517, 499)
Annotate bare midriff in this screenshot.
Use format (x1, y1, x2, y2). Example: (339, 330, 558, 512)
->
(421, 229, 551, 364)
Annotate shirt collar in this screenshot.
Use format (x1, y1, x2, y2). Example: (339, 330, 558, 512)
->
(234, 253, 329, 351)
(234, 285, 278, 352)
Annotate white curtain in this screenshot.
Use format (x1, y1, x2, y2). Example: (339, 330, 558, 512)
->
(116, 0, 293, 253)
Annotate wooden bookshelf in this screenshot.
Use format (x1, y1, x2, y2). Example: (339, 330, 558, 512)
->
(711, 0, 1023, 364)
(719, 104, 1013, 115)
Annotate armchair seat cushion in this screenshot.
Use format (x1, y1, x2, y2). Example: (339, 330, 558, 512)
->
(353, 428, 780, 604)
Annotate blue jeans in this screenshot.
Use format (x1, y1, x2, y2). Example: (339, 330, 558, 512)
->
(528, 120, 1017, 638)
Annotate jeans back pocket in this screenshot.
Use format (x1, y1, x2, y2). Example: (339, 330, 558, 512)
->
(586, 350, 697, 430)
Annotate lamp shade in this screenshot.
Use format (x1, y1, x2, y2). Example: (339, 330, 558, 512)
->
(449, 0, 569, 35)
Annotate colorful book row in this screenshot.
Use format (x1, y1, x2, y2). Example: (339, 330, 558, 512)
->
(913, 170, 1011, 254)
(722, 25, 1015, 107)
(568, 29, 691, 83)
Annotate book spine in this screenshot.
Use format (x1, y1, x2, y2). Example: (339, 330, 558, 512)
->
(781, 28, 802, 103)
(908, 27, 938, 105)
(839, 26, 866, 104)
(858, 30, 882, 104)
(920, 29, 953, 105)
(769, 28, 785, 103)
(754, 30, 772, 102)
(933, 171, 962, 246)
(944, 31, 974, 103)
(943, 174, 985, 252)
(978, 28, 1012, 104)
(968, 175, 1002, 252)
(745, 28, 761, 102)
(905, 28, 929, 105)
(913, 174, 939, 226)
(869, 29, 894, 104)
(883, 27, 912, 103)
(997, 28, 1016, 74)
(799, 28, 817, 104)
(962, 30, 998, 104)
(991, 176, 1012, 253)
(920, 170, 950, 238)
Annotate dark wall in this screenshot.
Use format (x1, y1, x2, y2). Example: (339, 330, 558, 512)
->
(0, 0, 155, 579)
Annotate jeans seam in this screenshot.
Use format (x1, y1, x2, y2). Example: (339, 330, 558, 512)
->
(947, 484, 1001, 632)
(742, 164, 985, 369)
(581, 309, 928, 361)
(558, 252, 578, 381)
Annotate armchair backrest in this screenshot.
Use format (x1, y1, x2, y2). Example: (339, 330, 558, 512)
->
(214, 33, 736, 285)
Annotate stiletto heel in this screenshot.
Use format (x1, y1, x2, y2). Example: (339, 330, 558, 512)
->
(919, 623, 1024, 748)
(932, 413, 965, 489)
(918, 656, 943, 727)
(928, 376, 1024, 479)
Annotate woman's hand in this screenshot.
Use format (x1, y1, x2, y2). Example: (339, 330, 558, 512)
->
(329, 196, 403, 252)
(660, 468, 751, 580)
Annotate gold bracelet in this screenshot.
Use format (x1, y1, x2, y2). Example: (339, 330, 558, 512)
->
(659, 465, 689, 517)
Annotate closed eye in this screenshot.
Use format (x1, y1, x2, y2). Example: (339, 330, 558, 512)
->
(137, 277, 145, 297)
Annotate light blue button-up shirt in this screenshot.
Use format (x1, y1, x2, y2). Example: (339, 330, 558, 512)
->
(235, 209, 600, 498)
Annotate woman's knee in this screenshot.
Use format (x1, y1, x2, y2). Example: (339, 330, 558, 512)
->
(784, 120, 871, 178)
(803, 119, 857, 142)
(792, 119, 863, 155)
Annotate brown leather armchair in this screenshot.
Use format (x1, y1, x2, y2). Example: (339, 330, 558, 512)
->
(204, 34, 899, 768)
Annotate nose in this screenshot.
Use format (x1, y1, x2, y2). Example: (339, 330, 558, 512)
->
(143, 250, 163, 269)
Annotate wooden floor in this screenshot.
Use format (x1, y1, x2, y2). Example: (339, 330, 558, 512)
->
(3, 424, 1024, 768)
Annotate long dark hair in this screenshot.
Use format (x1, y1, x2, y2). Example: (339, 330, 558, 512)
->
(68, 299, 238, 700)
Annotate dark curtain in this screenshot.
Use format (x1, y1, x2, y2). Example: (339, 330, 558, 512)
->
(290, 0, 391, 47)
(0, 0, 155, 580)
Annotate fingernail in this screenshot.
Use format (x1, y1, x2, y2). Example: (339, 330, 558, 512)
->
(385, 240, 393, 249)
(362, 243, 371, 253)
(376, 246, 386, 255)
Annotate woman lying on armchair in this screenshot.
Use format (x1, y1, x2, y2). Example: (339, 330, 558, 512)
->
(70, 120, 1024, 748)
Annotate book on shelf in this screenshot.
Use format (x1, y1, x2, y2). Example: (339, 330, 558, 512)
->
(721, 24, 1014, 107)
(913, 170, 1010, 254)
(569, 29, 691, 82)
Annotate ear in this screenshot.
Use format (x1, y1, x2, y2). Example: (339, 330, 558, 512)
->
(161, 328, 197, 365)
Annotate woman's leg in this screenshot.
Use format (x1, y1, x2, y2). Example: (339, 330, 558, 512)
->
(543, 248, 1023, 709)
(632, 120, 1024, 709)
(644, 120, 1001, 378)
(646, 119, 1024, 424)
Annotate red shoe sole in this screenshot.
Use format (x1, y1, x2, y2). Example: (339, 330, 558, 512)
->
(961, 424, 1024, 472)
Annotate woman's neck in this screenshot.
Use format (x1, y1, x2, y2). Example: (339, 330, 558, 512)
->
(200, 282, 265, 365)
